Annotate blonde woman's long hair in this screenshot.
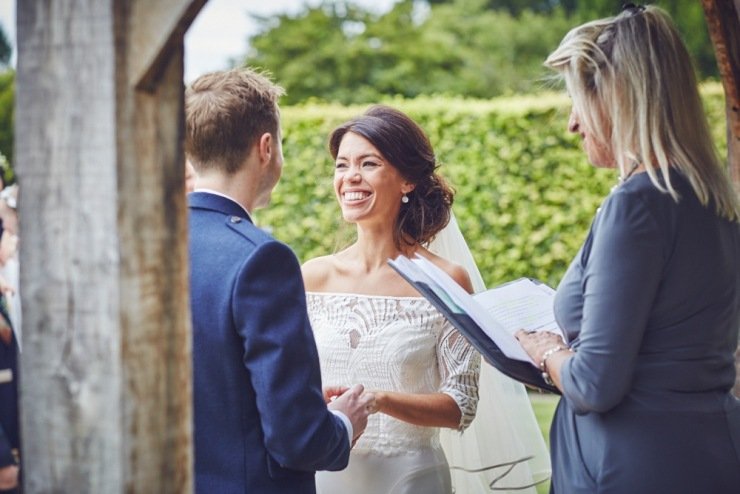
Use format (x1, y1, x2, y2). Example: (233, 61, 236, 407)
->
(545, 5, 739, 222)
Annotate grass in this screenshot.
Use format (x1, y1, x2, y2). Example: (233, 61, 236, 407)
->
(528, 392, 560, 494)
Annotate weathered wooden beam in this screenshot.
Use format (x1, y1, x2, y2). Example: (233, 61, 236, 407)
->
(128, 0, 207, 91)
(701, 0, 740, 398)
(16, 0, 206, 490)
(702, 0, 740, 188)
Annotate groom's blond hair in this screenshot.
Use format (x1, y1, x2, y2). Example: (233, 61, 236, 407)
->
(185, 68, 285, 175)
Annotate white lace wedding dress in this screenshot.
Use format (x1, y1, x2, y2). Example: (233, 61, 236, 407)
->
(308, 213, 551, 493)
(307, 292, 480, 494)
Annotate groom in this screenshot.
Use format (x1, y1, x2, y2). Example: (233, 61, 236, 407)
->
(185, 68, 373, 494)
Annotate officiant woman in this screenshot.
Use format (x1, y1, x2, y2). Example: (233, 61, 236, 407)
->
(515, 5, 740, 494)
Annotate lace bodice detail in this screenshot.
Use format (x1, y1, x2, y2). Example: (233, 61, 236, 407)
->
(307, 292, 480, 456)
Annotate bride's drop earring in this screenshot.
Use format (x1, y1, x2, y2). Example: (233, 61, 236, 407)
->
(401, 194, 409, 204)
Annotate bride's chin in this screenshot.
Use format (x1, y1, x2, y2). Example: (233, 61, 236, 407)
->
(341, 207, 368, 221)
(341, 211, 361, 223)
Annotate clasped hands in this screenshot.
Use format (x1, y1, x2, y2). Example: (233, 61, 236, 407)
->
(324, 384, 378, 446)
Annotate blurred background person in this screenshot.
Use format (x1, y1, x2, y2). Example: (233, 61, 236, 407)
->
(0, 185, 19, 340)
(0, 182, 18, 493)
(0, 293, 18, 493)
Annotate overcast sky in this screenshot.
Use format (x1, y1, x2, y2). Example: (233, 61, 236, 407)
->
(0, 0, 398, 82)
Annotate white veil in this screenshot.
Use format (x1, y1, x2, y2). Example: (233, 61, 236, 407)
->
(430, 213, 551, 493)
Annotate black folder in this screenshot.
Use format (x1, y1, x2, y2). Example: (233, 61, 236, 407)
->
(390, 264, 561, 394)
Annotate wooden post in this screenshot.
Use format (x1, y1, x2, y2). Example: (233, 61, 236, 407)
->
(701, 0, 740, 397)
(702, 0, 740, 187)
(15, 0, 206, 491)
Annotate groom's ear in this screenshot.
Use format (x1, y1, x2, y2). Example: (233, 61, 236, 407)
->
(257, 132, 273, 164)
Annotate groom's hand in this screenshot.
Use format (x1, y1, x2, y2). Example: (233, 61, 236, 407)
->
(328, 383, 374, 444)
(323, 385, 349, 404)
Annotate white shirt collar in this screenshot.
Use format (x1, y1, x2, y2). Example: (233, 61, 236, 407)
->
(193, 188, 252, 221)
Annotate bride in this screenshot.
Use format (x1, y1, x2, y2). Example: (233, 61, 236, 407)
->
(302, 105, 550, 493)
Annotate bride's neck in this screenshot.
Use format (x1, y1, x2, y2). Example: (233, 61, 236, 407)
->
(352, 227, 416, 271)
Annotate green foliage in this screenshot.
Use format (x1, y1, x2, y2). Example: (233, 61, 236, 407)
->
(0, 23, 13, 179)
(529, 392, 559, 493)
(255, 85, 727, 289)
(572, 0, 716, 77)
(243, 0, 574, 104)
(0, 22, 11, 68)
(0, 70, 13, 177)
(423, 2, 574, 96)
(429, 0, 579, 15)
(241, 0, 717, 105)
(657, 0, 716, 78)
(247, 3, 374, 104)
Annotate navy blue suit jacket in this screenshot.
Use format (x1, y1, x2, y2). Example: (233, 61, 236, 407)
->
(188, 192, 350, 494)
(0, 300, 19, 468)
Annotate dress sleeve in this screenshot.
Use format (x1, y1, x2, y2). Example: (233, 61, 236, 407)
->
(437, 320, 481, 430)
(560, 190, 664, 414)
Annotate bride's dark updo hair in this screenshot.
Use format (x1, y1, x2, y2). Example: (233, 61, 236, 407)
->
(329, 105, 454, 248)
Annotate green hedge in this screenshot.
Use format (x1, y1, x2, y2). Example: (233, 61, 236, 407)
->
(256, 84, 728, 289)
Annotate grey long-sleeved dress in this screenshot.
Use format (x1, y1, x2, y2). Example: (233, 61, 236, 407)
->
(551, 169, 740, 493)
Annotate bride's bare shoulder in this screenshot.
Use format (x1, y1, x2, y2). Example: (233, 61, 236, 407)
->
(301, 255, 335, 292)
(418, 248, 474, 294)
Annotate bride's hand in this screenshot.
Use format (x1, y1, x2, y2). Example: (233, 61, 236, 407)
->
(362, 391, 378, 414)
(323, 385, 349, 404)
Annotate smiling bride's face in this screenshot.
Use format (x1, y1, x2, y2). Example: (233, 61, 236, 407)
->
(333, 132, 413, 226)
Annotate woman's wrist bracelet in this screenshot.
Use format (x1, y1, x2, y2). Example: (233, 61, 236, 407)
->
(539, 345, 568, 386)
